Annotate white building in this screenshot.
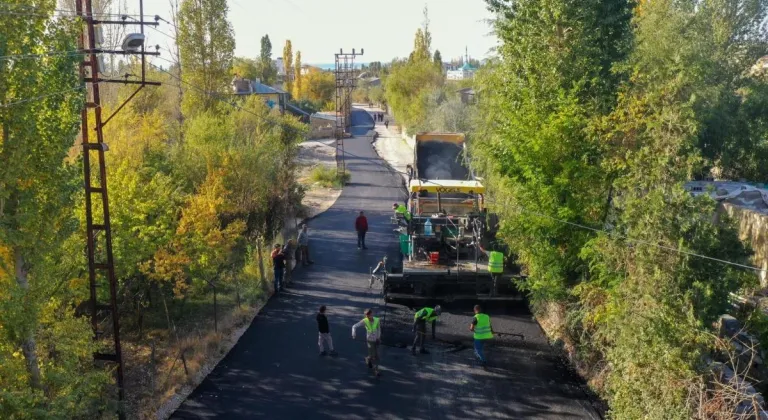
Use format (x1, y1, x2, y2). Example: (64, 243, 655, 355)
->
(447, 62, 476, 81)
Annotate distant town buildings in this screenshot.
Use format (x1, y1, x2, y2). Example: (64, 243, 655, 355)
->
(447, 62, 476, 81)
(232, 76, 288, 112)
(446, 47, 477, 80)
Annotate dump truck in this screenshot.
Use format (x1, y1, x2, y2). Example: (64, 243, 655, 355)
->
(383, 133, 521, 302)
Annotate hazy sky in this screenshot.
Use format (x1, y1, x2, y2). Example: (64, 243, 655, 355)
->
(123, 0, 497, 64)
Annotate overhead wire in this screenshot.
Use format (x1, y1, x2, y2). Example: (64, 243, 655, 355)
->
(0, 4, 153, 18)
(150, 54, 304, 136)
(0, 81, 103, 108)
(393, 166, 767, 274)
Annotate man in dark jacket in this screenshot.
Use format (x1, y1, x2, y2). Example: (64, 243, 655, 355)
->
(355, 211, 368, 250)
(271, 244, 285, 293)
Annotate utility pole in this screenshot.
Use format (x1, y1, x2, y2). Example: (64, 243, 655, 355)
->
(334, 48, 363, 180)
(74, 1, 161, 418)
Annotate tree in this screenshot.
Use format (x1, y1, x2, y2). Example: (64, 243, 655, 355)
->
(177, 0, 236, 116)
(433, 49, 442, 66)
(0, 1, 109, 415)
(302, 68, 335, 104)
(232, 57, 260, 80)
(258, 34, 277, 85)
(294, 51, 303, 99)
(283, 40, 293, 95)
(384, 58, 443, 133)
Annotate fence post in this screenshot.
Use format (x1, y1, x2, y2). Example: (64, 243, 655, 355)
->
(213, 285, 218, 333)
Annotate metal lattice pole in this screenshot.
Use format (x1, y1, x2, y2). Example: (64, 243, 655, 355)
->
(334, 48, 364, 180)
(75, 1, 161, 417)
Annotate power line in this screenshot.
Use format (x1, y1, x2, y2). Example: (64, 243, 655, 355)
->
(150, 57, 303, 135)
(406, 175, 766, 273)
(0, 5, 152, 18)
(0, 85, 87, 108)
(0, 51, 86, 61)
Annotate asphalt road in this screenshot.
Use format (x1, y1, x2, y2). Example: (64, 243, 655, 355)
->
(171, 110, 600, 419)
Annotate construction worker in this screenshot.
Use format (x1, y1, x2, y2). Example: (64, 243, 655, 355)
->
(392, 202, 412, 232)
(351, 308, 382, 376)
(470, 304, 493, 367)
(412, 305, 441, 355)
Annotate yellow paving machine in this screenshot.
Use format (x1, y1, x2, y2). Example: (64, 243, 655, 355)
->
(383, 133, 521, 302)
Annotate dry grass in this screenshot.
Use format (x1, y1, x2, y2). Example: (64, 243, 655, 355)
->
(123, 302, 263, 420)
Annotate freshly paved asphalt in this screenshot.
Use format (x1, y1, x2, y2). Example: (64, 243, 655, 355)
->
(171, 110, 601, 419)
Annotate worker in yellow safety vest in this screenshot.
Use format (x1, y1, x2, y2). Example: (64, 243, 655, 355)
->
(412, 305, 441, 355)
(488, 251, 504, 296)
(392, 202, 412, 228)
(470, 304, 494, 367)
(352, 308, 382, 376)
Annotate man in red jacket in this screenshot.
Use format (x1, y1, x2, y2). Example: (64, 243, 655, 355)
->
(355, 211, 369, 250)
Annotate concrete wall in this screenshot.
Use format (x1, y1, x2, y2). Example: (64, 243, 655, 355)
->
(308, 117, 335, 140)
(722, 203, 768, 287)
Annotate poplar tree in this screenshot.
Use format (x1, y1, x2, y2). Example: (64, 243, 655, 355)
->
(0, 1, 109, 415)
(294, 51, 303, 99)
(258, 35, 276, 84)
(283, 40, 293, 95)
(177, 0, 236, 116)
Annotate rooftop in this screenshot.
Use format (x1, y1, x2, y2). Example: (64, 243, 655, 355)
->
(686, 181, 768, 214)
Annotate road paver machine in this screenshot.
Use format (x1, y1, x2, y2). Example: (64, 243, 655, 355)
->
(383, 133, 521, 302)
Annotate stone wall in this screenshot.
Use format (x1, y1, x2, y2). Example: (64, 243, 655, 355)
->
(721, 203, 768, 287)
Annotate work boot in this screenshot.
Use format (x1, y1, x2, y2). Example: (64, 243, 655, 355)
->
(329, 350, 338, 357)
(419, 348, 429, 355)
(319, 351, 328, 357)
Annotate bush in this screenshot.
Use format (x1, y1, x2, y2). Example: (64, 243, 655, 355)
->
(309, 165, 350, 188)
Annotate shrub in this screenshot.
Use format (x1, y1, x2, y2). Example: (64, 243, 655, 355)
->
(309, 165, 350, 188)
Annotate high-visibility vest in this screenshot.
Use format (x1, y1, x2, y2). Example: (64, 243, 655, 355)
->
(395, 204, 412, 221)
(473, 313, 493, 340)
(489, 251, 504, 273)
(363, 317, 380, 333)
(414, 307, 439, 322)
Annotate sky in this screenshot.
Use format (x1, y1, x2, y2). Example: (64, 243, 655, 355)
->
(120, 0, 497, 64)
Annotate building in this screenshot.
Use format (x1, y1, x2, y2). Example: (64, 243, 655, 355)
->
(232, 77, 288, 112)
(447, 62, 476, 81)
(274, 57, 286, 84)
(301, 65, 321, 76)
(457, 87, 476, 104)
(686, 181, 768, 286)
(309, 112, 336, 139)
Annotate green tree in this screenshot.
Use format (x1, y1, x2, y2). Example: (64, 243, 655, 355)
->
(258, 34, 277, 85)
(302, 68, 335, 104)
(177, 0, 236, 116)
(433, 49, 442, 66)
(473, 0, 633, 301)
(283, 40, 293, 95)
(232, 57, 260, 80)
(0, 1, 109, 415)
(385, 58, 443, 133)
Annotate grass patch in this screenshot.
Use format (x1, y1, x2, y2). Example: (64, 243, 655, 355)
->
(309, 165, 350, 188)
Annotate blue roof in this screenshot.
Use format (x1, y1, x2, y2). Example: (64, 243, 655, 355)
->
(252, 81, 286, 95)
(461, 62, 476, 71)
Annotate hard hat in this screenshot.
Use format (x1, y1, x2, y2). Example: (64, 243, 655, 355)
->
(434, 305, 442, 315)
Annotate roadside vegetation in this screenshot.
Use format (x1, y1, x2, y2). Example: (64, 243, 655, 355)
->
(474, 0, 768, 417)
(1, 0, 305, 417)
(309, 166, 350, 189)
